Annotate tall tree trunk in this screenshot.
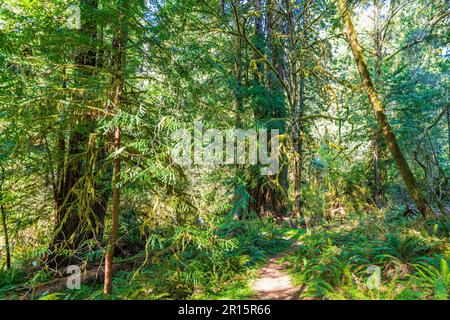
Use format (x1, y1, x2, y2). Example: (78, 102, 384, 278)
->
(248, 0, 265, 217)
(47, 0, 112, 267)
(104, 127, 122, 295)
(285, 0, 306, 219)
(338, 0, 433, 217)
(261, 0, 288, 218)
(243, 0, 288, 218)
(104, 0, 127, 296)
(231, 1, 245, 221)
(372, 0, 384, 207)
(294, 76, 305, 217)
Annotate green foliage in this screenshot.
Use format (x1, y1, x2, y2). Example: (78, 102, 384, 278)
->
(373, 233, 429, 264)
(0, 268, 26, 299)
(0, 0, 448, 302)
(411, 257, 450, 300)
(285, 210, 449, 300)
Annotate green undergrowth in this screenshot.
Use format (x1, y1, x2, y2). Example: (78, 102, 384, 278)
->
(281, 210, 449, 300)
(29, 218, 291, 300)
(2, 212, 447, 301)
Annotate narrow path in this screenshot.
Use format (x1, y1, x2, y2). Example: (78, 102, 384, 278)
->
(251, 240, 304, 300)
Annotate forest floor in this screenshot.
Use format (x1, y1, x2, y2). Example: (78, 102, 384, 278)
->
(251, 238, 304, 300)
(1, 213, 447, 301)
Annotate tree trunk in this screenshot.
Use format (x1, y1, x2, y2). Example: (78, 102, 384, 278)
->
(373, 132, 382, 207)
(372, 0, 384, 207)
(294, 76, 305, 217)
(260, 0, 288, 218)
(338, 0, 433, 217)
(231, 1, 245, 221)
(104, 127, 122, 295)
(285, 0, 306, 218)
(0, 166, 11, 269)
(104, 0, 128, 296)
(47, 0, 112, 267)
(1, 201, 11, 269)
(242, 0, 288, 218)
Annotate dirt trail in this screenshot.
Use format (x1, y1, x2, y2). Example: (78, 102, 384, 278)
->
(251, 240, 304, 300)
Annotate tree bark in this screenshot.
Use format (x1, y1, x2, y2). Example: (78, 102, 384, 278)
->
(262, 0, 288, 217)
(295, 76, 305, 214)
(239, 0, 288, 218)
(1, 199, 11, 269)
(372, 0, 382, 207)
(1, 166, 11, 269)
(338, 0, 433, 217)
(104, 127, 122, 295)
(47, 0, 112, 267)
(373, 132, 382, 207)
(285, 0, 306, 218)
(104, 0, 127, 296)
(231, 1, 245, 221)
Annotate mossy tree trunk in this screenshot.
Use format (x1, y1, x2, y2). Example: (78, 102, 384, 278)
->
(338, 0, 433, 217)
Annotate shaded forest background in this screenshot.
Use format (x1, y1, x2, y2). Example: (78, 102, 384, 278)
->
(0, 0, 449, 300)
